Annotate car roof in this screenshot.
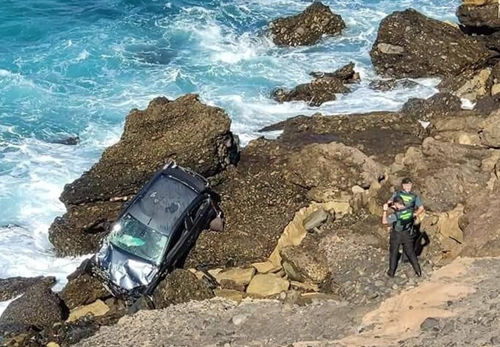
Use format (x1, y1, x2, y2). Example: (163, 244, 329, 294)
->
(161, 163, 209, 194)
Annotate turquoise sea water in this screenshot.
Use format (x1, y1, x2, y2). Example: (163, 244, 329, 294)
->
(0, 0, 459, 310)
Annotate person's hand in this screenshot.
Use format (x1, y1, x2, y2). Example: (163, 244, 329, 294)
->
(383, 203, 389, 212)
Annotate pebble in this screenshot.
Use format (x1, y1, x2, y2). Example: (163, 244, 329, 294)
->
(231, 314, 249, 326)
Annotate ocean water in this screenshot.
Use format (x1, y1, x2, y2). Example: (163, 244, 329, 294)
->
(0, 0, 459, 313)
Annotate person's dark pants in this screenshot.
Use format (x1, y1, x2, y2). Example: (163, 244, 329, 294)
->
(388, 230, 421, 276)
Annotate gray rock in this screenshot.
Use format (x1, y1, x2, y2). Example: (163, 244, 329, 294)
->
(420, 317, 440, 331)
(231, 314, 249, 326)
(303, 208, 329, 231)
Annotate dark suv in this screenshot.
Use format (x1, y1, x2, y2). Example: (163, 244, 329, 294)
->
(93, 162, 223, 299)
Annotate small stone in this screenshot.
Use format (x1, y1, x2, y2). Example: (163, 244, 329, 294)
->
(47, 343, 61, 347)
(231, 314, 249, 326)
(392, 284, 398, 290)
(420, 317, 440, 331)
(374, 280, 384, 287)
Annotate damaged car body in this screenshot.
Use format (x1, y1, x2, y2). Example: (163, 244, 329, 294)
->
(92, 162, 223, 301)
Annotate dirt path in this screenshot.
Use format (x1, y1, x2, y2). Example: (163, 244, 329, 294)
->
(77, 257, 500, 347)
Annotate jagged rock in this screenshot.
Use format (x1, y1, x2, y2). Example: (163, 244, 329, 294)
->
(401, 93, 463, 121)
(60, 260, 110, 310)
(272, 63, 358, 106)
(303, 208, 329, 231)
(152, 269, 214, 309)
(459, 186, 500, 257)
(437, 205, 465, 244)
(310, 62, 360, 83)
(269, 2, 345, 46)
(49, 94, 238, 256)
(394, 138, 491, 212)
(0, 276, 55, 302)
(283, 142, 386, 194)
(272, 78, 350, 106)
(474, 94, 500, 114)
(369, 79, 419, 91)
(458, 3, 500, 33)
(370, 9, 491, 78)
(480, 110, 500, 147)
(0, 283, 69, 328)
(246, 274, 290, 297)
(439, 69, 491, 102)
(216, 267, 256, 287)
(51, 136, 80, 146)
(187, 139, 308, 268)
(67, 300, 110, 323)
(280, 244, 329, 283)
(252, 261, 281, 274)
(260, 111, 421, 166)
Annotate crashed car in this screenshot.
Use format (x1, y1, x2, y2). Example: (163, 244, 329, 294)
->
(92, 162, 223, 300)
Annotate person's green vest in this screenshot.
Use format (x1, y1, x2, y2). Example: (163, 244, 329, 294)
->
(396, 190, 417, 209)
(393, 207, 414, 233)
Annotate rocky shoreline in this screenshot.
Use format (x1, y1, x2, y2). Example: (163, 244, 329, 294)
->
(4, 1, 500, 346)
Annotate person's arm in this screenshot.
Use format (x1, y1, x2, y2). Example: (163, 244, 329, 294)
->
(414, 196, 425, 217)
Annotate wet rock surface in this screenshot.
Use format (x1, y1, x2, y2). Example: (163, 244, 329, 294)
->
(370, 9, 491, 78)
(269, 2, 345, 46)
(0, 283, 68, 329)
(152, 269, 214, 309)
(369, 78, 419, 91)
(49, 94, 238, 256)
(272, 63, 359, 106)
(0, 276, 55, 302)
(458, 2, 500, 33)
(60, 261, 111, 310)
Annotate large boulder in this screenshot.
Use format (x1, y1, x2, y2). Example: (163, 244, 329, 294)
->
(480, 110, 500, 147)
(280, 243, 329, 284)
(0, 283, 69, 328)
(282, 142, 386, 195)
(370, 9, 491, 78)
(459, 186, 500, 257)
(246, 274, 290, 297)
(272, 63, 358, 106)
(393, 138, 492, 212)
(457, 3, 500, 33)
(60, 260, 110, 310)
(401, 93, 463, 121)
(0, 276, 55, 302)
(269, 2, 345, 46)
(439, 68, 492, 102)
(49, 94, 238, 256)
(152, 269, 214, 309)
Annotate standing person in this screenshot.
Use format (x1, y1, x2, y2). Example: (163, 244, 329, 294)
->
(382, 196, 422, 277)
(387, 177, 425, 221)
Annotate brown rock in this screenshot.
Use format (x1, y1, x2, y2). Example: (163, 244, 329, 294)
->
(370, 9, 491, 78)
(152, 269, 214, 309)
(458, 3, 500, 32)
(0, 276, 55, 302)
(246, 274, 290, 297)
(60, 260, 110, 310)
(0, 283, 69, 328)
(280, 244, 329, 284)
(269, 2, 345, 46)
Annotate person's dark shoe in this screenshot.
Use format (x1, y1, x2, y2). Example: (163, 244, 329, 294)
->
(416, 271, 422, 277)
(386, 270, 395, 278)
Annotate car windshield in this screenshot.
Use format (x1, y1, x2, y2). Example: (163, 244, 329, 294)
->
(109, 214, 169, 265)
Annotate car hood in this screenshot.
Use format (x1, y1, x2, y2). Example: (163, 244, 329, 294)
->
(96, 241, 158, 291)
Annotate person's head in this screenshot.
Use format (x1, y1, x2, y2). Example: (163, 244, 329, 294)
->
(401, 177, 413, 192)
(391, 196, 406, 210)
